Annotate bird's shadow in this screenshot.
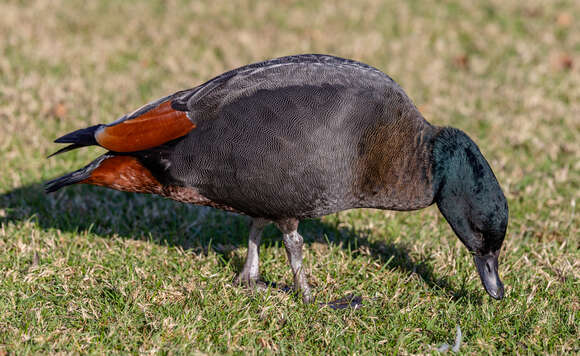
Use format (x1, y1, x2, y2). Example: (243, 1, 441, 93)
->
(0, 182, 481, 304)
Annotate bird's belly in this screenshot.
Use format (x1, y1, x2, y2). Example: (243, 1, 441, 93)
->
(185, 164, 356, 219)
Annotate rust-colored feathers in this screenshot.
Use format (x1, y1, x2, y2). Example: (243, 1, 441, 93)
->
(52, 98, 194, 155)
(48, 97, 194, 193)
(79, 156, 163, 194)
(95, 101, 195, 152)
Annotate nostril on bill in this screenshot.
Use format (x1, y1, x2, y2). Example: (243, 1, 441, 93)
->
(474, 253, 504, 300)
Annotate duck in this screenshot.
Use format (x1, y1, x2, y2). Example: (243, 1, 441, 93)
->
(46, 54, 508, 302)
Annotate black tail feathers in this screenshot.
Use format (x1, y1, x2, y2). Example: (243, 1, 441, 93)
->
(45, 155, 110, 193)
(48, 124, 102, 158)
(47, 143, 87, 158)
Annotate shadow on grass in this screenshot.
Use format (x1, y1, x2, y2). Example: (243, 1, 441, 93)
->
(0, 182, 480, 304)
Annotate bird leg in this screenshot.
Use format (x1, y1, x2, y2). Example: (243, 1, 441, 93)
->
(276, 219, 313, 303)
(233, 218, 269, 287)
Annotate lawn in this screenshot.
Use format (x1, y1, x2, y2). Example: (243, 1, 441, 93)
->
(0, 0, 578, 354)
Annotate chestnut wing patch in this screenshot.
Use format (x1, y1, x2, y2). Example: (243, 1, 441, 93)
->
(81, 156, 163, 194)
(95, 100, 195, 152)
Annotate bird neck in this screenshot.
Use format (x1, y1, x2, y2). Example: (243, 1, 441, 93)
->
(355, 118, 440, 211)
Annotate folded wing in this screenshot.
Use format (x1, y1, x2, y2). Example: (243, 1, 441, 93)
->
(51, 96, 195, 156)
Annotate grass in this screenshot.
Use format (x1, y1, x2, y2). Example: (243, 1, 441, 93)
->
(0, 0, 578, 354)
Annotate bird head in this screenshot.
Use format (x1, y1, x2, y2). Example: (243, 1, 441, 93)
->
(432, 128, 508, 300)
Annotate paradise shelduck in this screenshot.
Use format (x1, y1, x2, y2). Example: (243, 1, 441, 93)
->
(46, 54, 508, 302)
